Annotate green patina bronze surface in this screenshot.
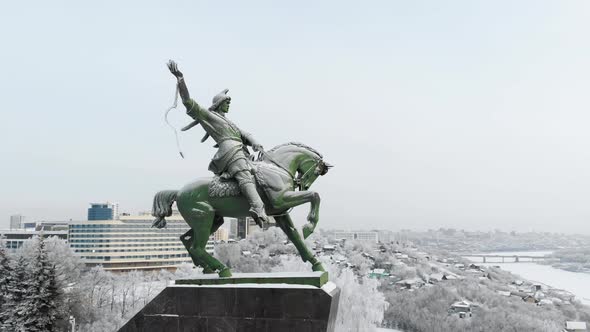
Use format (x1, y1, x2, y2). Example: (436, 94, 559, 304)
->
(175, 271, 329, 288)
(151, 61, 333, 278)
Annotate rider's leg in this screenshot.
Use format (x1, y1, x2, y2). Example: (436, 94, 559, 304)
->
(229, 159, 269, 224)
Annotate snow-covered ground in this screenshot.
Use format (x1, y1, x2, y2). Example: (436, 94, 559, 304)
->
(481, 262, 590, 305)
(464, 250, 590, 305)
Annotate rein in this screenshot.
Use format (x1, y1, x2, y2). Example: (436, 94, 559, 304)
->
(258, 150, 295, 179)
(164, 84, 185, 159)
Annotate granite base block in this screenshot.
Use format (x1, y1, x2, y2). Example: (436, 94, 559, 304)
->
(119, 273, 340, 332)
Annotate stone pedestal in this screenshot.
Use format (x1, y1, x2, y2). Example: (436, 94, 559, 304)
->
(119, 272, 340, 332)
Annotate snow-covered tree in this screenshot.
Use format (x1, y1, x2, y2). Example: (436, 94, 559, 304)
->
(333, 268, 388, 332)
(215, 243, 242, 268)
(272, 256, 389, 331)
(20, 235, 83, 288)
(44, 236, 84, 286)
(141, 271, 162, 306)
(20, 236, 64, 332)
(0, 238, 13, 327)
(2, 255, 29, 331)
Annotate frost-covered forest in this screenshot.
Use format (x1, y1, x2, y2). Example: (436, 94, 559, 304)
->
(0, 230, 387, 331)
(1, 229, 589, 332)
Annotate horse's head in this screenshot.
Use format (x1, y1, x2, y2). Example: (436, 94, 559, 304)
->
(265, 142, 333, 190)
(298, 158, 333, 190)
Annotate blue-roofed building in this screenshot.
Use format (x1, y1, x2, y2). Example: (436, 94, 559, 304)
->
(88, 203, 114, 220)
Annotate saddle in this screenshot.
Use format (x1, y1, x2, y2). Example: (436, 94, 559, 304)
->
(208, 161, 292, 199)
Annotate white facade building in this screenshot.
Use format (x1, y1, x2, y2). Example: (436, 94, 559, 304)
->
(334, 231, 379, 243)
(68, 214, 215, 271)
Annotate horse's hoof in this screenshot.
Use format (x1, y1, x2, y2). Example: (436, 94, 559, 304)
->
(312, 261, 325, 272)
(303, 223, 314, 239)
(218, 268, 232, 278)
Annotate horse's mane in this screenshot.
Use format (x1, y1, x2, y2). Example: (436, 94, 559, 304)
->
(267, 142, 323, 159)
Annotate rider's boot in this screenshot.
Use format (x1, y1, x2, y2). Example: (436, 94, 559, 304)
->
(239, 180, 269, 227)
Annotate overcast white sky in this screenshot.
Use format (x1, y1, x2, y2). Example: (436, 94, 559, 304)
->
(1, 1, 590, 234)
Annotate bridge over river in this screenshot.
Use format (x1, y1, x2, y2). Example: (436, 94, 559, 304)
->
(462, 253, 558, 263)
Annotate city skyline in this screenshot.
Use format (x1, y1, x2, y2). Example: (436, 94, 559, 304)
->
(2, 1, 590, 234)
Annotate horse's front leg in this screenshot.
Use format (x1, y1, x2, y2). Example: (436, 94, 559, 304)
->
(304, 192, 320, 238)
(275, 214, 325, 272)
(274, 190, 320, 238)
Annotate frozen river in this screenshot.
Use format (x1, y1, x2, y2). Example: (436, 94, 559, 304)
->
(465, 251, 590, 305)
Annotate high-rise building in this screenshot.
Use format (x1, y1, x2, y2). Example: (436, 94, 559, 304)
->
(10, 214, 24, 230)
(69, 214, 215, 271)
(110, 202, 120, 220)
(235, 217, 273, 239)
(237, 217, 249, 239)
(87, 202, 118, 220)
(228, 218, 238, 239)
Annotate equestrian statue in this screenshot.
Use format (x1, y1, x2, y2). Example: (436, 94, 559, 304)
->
(151, 61, 332, 277)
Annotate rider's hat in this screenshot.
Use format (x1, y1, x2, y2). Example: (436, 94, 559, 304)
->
(209, 89, 230, 111)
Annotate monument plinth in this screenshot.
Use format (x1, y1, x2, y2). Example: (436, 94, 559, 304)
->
(119, 272, 340, 332)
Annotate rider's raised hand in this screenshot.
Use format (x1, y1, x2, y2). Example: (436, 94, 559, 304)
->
(167, 60, 183, 79)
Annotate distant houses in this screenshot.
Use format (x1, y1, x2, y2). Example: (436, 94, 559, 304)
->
(369, 268, 390, 279)
(448, 300, 475, 318)
(428, 273, 445, 283)
(428, 272, 459, 283)
(322, 244, 336, 253)
(314, 232, 582, 328)
(395, 278, 424, 290)
(564, 321, 587, 332)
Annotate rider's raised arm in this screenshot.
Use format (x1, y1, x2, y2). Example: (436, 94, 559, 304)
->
(183, 98, 210, 122)
(177, 76, 207, 120)
(167, 60, 210, 122)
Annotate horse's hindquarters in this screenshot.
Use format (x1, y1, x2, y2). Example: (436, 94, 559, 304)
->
(175, 177, 252, 219)
(175, 178, 213, 218)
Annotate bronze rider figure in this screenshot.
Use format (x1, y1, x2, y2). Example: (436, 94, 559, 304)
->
(167, 60, 269, 225)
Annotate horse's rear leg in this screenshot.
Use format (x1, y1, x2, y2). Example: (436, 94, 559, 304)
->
(185, 203, 232, 277)
(275, 214, 325, 272)
(180, 229, 214, 274)
(181, 215, 225, 274)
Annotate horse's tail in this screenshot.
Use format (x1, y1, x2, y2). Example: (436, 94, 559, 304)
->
(151, 190, 178, 228)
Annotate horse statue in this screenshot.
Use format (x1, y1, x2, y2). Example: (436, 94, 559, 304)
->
(151, 142, 332, 277)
